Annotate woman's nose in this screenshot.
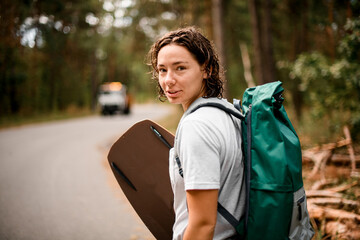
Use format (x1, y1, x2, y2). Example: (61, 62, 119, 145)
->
(164, 71, 176, 86)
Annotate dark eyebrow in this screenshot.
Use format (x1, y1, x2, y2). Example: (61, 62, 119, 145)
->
(173, 61, 189, 65)
(157, 61, 189, 67)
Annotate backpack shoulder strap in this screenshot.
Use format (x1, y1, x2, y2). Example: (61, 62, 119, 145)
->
(189, 99, 245, 120)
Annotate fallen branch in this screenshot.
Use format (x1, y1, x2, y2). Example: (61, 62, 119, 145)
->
(303, 154, 360, 164)
(310, 179, 337, 190)
(324, 181, 358, 193)
(305, 139, 351, 153)
(306, 190, 342, 198)
(308, 197, 359, 208)
(324, 221, 360, 240)
(331, 154, 360, 163)
(325, 221, 347, 237)
(302, 139, 351, 162)
(302, 127, 360, 179)
(306, 150, 333, 179)
(343, 125, 357, 175)
(308, 203, 360, 221)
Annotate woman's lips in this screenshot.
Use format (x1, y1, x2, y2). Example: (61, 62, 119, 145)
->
(166, 90, 181, 97)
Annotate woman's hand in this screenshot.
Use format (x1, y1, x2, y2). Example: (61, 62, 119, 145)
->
(183, 189, 218, 240)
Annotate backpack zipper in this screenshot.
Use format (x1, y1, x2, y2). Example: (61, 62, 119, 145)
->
(297, 195, 305, 221)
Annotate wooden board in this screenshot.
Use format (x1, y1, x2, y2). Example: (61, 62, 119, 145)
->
(107, 119, 175, 240)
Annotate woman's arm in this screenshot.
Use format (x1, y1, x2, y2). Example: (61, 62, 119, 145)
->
(183, 189, 218, 240)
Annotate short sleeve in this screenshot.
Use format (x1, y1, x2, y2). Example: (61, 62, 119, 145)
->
(177, 119, 221, 190)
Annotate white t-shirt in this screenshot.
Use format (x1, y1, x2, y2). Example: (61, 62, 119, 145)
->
(169, 97, 246, 240)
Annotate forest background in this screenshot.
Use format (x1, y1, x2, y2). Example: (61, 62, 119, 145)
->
(1, 0, 360, 144)
(1, 1, 360, 239)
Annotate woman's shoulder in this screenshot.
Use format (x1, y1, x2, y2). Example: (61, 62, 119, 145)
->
(176, 106, 226, 147)
(177, 97, 241, 135)
(187, 97, 235, 119)
(185, 106, 226, 123)
(181, 100, 232, 131)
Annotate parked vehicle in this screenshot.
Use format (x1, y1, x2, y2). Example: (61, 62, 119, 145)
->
(97, 82, 131, 115)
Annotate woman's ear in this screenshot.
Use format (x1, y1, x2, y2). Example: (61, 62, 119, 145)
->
(202, 71, 208, 80)
(202, 66, 211, 80)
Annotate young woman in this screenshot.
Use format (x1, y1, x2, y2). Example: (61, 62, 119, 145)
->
(148, 27, 245, 240)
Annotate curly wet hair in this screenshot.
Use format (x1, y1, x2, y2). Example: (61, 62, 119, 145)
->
(148, 26, 224, 100)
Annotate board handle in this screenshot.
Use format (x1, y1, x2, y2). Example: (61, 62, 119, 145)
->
(150, 125, 172, 149)
(111, 162, 137, 191)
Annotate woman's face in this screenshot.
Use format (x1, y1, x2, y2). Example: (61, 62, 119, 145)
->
(157, 44, 207, 111)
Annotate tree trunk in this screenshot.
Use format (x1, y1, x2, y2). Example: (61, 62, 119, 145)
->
(248, 0, 263, 85)
(262, 0, 276, 84)
(287, 0, 309, 121)
(346, 0, 353, 18)
(204, 0, 213, 39)
(239, 43, 255, 88)
(248, 0, 276, 86)
(211, 0, 228, 99)
(326, 0, 336, 60)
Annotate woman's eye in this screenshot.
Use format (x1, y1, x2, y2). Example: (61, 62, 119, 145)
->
(177, 66, 185, 71)
(159, 68, 166, 73)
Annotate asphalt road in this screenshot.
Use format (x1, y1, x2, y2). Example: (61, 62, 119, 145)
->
(0, 103, 174, 240)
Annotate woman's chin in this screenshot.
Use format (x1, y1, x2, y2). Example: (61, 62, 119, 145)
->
(166, 97, 180, 104)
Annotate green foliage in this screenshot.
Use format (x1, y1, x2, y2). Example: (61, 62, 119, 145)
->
(1, 0, 360, 147)
(288, 17, 360, 141)
(0, 0, 104, 117)
(339, 18, 360, 61)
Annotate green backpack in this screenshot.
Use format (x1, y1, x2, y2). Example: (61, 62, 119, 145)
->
(187, 81, 314, 239)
